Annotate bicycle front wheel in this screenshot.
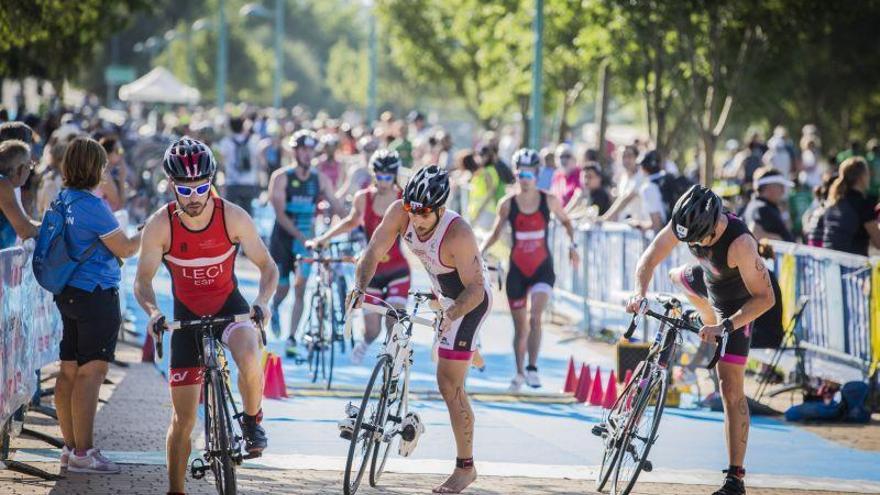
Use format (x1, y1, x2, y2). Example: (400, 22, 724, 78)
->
(370, 365, 407, 486)
(611, 367, 667, 495)
(596, 361, 646, 492)
(205, 371, 238, 495)
(343, 355, 390, 495)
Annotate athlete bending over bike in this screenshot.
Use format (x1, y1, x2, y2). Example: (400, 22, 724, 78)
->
(134, 138, 279, 495)
(349, 166, 492, 494)
(626, 185, 774, 495)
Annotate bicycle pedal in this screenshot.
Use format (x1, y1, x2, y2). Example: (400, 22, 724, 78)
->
(591, 424, 608, 437)
(339, 430, 353, 440)
(190, 458, 209, 479)
(643, 460, 653, 472)
(242, 450, 263, 460)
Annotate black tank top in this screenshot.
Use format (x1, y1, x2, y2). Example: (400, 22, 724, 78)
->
(687, 213, 753, 313)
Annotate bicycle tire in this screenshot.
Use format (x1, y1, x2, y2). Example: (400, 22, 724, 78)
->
(343, 355, 390, 495)
(611, 367, 667, 495)
(596, 361, 647, 492)
(334, 274, 349, 353)
(370, 365, 407, 486)
(307, 292, 324, 384)
(206, 371, 238, 495)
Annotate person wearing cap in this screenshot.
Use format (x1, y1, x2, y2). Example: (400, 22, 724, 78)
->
(741, 166, 795, 242)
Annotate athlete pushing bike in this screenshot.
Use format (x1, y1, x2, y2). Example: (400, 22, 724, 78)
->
(624, 185, 775, 495)
(308, 149, 411, 365)
(134, 137, 279, 495)
(348, 166, 492, 494)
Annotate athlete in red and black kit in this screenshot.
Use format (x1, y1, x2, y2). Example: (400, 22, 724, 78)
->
(134, 138, 279, 495)
(308, 149, 411, 364)
(626, 185, 775, 495)
(480, 148, 579, 392)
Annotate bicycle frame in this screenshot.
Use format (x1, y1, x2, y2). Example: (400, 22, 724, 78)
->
(200, 331, 243, 463)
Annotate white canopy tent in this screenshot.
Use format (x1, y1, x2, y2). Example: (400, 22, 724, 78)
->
(118, 67, 200, 105)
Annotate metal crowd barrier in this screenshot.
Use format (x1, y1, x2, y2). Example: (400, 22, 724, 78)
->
(0, 244, 62, 429)
(547, 221, 880, 384)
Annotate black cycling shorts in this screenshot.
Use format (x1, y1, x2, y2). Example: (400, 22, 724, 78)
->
(169, 290, 250, 386)
(505, 257, 555, 310)
(56, 286, 121, 365)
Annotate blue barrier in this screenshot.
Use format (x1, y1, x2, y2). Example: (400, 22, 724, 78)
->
(0, 244, 62, 429)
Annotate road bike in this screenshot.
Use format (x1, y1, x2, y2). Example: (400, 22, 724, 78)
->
(593, 295, 727, 495)
(154, 309, 266, 495)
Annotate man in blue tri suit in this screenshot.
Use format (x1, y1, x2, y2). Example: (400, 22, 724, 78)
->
(268, 129, 343, 358)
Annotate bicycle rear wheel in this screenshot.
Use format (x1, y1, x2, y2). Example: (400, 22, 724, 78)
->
(205, 371, 238, 495)
(343, 355, 390, 495)
(611, 367, 667, 495)
(596, 361, 646, 492)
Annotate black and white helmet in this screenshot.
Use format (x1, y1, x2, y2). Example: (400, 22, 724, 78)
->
(289, 129, 318, 149)
(512, 147, 540, 169)
(671, 185, 722, 242)
(403, 165, 450, 210)
(369, 149, 402, 174)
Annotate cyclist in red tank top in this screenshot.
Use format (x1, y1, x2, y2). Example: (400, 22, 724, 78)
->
(134, 138, 279, 495)
(309, 149, 411, 364)
(480, 148, 580, 392)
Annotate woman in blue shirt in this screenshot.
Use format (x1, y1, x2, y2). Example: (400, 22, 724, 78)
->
(0, 139, 38, 248)
(52, 137, 141, 474)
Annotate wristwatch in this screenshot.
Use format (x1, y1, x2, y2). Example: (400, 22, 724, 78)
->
(721, 318, 734, 333)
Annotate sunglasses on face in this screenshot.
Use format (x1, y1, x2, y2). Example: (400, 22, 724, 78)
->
(174, 182, 212, 197)
(403, 201, 433, 216)
(375, 173, 395, 182)
(517, 170, 536, 180)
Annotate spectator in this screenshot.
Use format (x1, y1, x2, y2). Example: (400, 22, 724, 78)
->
(53, 137, 141, 474)
(866, 138, 880, 198)
(742, 167, 795, 242)
(551, 143, 581, 207)
(731, 133, 766, 200)
(537, 146, 556, 190)
(631, 150, 667, 231)
(317, 133, 346, 193)
(258, 121, 284, 178)
(449, 149, 479, 214)
(426, 129, 453, 170)
(479, 139, 515, 188)
(219, 117, 260, 216)
(0, 140, 38, 248)
(469, 147, 502, 230)
(799, 134, 825, 189)
(601, 145, 643, 222)
(36, 130, 80, 218)
(821, 157, 880, 256)
(803, 172, 837, 247)
(835, 139, 865, 166)
(407, 111, 429, 165)
(389, 120, 414, 169)
(565, 162, 611, 217)
(96, 136, 127, 212)
(764, 125, 795, 178)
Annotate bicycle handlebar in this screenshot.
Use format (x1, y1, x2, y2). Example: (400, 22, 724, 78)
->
(625, 306, 729, 369)
(360, 302, 437, 328)
(154, 308, 266, 359)
(295, 255, 357, 264)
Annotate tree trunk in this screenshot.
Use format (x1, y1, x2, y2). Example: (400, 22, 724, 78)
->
(596, 62, 611, 166)
(519, 94, 531, 146)
(558, 92, 570, 144)
(701, 131, 717, 185)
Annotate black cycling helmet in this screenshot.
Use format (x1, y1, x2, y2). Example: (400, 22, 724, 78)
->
(403, 165, 450, 210)
(369, 149, 402, 174)
(163, 136, 216, 181)
(289, 129, 318, 149)
(671, 184, 722, 242)
(512, 147, 540, 169)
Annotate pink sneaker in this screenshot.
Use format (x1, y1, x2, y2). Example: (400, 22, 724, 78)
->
(60, 445, 71, 469)
(68, 448, 120, 474)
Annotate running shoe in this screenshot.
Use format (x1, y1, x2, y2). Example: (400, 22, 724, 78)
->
(285, 336, 301, 360)
(508, 373, 526, 392)
(525, 366, 542, 388)
(67, 448, 120, 474)
(270, 303, 281, 338)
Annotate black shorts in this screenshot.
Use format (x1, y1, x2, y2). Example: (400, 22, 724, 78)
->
(56, 286, 121, 365)
(677, 264, 784, 362)
(437, 289, 493, 361)
(270, 226, 312, 284)
(366, 266, 411, 306)
(505, 257, 555, 310)
(169, 290, 250, 386)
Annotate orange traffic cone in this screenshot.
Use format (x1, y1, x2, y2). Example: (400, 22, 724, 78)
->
(563, 357, 579, 394)
(602, 370, 618, 409)
(574, 364, 592, 403)
(623, 368, 634, 387)
(141, 332, 155, 362)
(263, 354, 289, 399)
(589, 368, 604, 406)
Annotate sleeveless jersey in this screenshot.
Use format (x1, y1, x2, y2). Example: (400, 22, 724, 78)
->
(283, 168, 321, 238)
(363, 188, 407, 272)
(508, 192, 551, 277)
(401, 209, 489, 300)
(687, 213, 753, 311)
(163, 198, 238, 316)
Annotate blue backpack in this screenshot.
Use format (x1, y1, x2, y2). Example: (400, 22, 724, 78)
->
(32, 191, 100, 294)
